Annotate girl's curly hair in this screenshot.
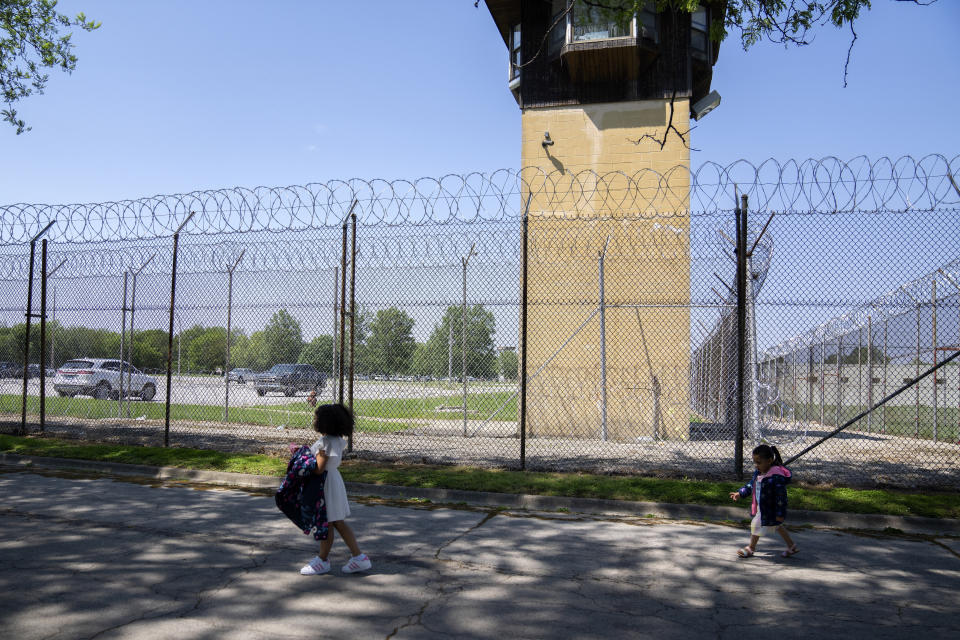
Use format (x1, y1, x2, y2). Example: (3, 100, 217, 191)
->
(312, 403, 354, 438)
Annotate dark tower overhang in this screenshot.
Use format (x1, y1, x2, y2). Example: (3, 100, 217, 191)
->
(485, 1, 723, 109)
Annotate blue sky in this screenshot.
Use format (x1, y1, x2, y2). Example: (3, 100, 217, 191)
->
(2, 0, 958, 206)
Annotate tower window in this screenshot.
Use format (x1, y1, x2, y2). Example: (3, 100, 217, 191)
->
(571, 0, 634, 42)
(691, 5, 709, 59)
(638, 1, 658, 44)
(509, 23, 521, 87)
(548, 0, 567, 57)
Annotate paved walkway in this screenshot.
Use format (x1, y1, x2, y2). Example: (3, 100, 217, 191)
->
(1, 467, 958, 639)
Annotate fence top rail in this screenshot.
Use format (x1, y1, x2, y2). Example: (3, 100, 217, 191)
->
(2, 155, 958, 244)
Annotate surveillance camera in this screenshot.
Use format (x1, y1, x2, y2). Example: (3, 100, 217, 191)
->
(691, 90, 721, 122)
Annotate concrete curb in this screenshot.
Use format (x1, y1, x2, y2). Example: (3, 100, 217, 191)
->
(3, 453, 958, 536)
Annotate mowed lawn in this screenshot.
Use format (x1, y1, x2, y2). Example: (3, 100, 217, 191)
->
(0, 389, 518, 432)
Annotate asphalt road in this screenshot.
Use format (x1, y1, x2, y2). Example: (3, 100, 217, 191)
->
(1, 468, 958, 639)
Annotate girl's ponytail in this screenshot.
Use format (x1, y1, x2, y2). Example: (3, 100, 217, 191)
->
(770, 445, 783, 466)
(752, 443, 783, 466)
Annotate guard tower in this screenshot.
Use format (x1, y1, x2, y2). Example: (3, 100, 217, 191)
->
(485, 1, 722, 441)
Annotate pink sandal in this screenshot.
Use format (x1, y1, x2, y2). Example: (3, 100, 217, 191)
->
(781, 545, 800, 558)
(737, 546, 755, 558)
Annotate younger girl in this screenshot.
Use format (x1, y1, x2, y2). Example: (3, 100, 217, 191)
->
(729, 444, 799, 558)
(298, 403, 372, 575)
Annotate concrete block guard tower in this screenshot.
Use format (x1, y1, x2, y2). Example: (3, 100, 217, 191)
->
(485, 1, 722, 441)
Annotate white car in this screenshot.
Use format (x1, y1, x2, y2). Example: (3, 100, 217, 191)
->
(54, 358, 158, 401)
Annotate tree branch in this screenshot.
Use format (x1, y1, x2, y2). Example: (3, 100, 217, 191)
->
(843, 20, 857, 88)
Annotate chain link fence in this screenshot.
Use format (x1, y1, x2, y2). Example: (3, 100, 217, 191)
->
(2, 156, 959, 488)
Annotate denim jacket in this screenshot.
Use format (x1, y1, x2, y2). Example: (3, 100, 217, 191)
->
(737, 465, 792, 526)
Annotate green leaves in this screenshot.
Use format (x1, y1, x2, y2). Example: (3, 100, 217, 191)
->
(366, 307, 417, 375)
(1, 0, 99, 134)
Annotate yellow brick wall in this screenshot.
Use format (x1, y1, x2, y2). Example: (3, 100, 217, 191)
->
(520, 99, 692, 441)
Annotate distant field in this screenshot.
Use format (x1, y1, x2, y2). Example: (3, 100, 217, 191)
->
(779, 403, 960, 442)
(0, 388, 519, 430)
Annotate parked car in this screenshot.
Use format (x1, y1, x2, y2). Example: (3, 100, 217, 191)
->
(0, 361, 19, 378)
(54, 358, 158, 401)
(254, 363, 325, 397)
(227, 367, 256, 384)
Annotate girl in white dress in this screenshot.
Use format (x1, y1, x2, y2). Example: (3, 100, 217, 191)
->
(299, 403, 372, 575)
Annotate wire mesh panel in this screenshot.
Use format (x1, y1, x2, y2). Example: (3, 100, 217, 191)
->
(2, 156, 960, 488)
(760, 213, 960, 488)
(0, 248, 32, 419)
(346, 220, 522, 467)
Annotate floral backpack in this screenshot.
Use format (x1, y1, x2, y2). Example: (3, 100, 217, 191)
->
(275, 445, 329, 540)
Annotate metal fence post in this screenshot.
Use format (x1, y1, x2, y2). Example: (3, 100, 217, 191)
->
(165, 212, 194, 447)
(932, 278, 938, 441)
(520, 200, 529, 470)
(867, 316, 873, 433)
(224, 250, 245, 422)
(20, 221, 56, 435)
(858, 326, 863, 417)
(915, 299, 921, 437)
(744, 253, 760, 442)
(19, 238, 36, 435)
(331, 266, 338, 401)
(462, 243, 476, 437)
(836, 335, 843, 427)
(807, 344, 814, 424)
(39, 239, 48, 433)
(339, 219, 348, 405)
(883, 316, 888, 434)
(128, 254, 155, 418)
(819, 337, 825, 427)
(119, 272, 129, 417)
(128, 269, 137, 417)
(598, 236, 610, 441)
(735, 193, 747, 480)
(348, 209, 357, 451)
(791, 349, 797, 418)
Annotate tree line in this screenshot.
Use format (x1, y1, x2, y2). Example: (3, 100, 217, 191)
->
(0, 306, 519, 380)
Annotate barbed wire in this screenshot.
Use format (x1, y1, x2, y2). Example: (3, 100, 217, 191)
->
(2, 155, 958, 244)
(765, 257, 960, 358)
(0, 222, 526, 280)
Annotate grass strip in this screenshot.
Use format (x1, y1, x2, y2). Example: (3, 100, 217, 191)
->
(0, 433, 285, 475)
(1, 433, 958, 519)
(0, 390, 518, 428)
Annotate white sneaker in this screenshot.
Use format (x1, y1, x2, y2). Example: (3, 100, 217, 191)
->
(341, 553, 372, 574)
(300, 556, 330, 575)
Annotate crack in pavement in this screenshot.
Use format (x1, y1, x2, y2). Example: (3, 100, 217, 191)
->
(434, 509, 500, 560)
(80, 552, 267, 639)
(382, 509, 499, 639)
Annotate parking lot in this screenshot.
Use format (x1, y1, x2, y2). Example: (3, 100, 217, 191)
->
(0, 375, 486, 408)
